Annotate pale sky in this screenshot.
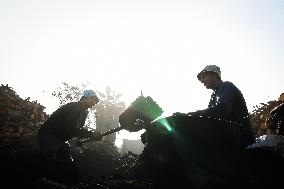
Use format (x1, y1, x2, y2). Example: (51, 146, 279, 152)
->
(1, 0, 284, 144)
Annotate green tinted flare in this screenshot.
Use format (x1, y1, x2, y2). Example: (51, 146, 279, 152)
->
(131, 95, 163, 120)
(158, 118, 173, 133)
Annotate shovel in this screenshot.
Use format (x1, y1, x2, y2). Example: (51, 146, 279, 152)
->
(82, 106, 154, 143)
(83, 95, 163, 143)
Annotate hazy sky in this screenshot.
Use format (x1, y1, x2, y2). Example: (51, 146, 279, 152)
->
(1, 0, 284, 142)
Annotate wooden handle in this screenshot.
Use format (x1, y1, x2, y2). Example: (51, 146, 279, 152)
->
(100, 127, 123, 137)
(81, 122, 149, 144)
(81, 127, 123, 144)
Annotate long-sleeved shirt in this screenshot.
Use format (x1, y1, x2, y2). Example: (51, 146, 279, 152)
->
(198, 81, 255, 148)
(38, 102, 92, 141)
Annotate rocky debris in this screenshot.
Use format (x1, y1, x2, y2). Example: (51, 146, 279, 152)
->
(33, 178, 79, 189)
(32, 176, 151, 189)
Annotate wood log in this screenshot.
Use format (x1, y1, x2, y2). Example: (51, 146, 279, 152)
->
(0, 84, 48, 137)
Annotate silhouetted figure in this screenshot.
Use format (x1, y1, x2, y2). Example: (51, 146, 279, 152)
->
(38, 89, 103, 184)
(266, 102, 284, 136)
(191, 65, 255, 148)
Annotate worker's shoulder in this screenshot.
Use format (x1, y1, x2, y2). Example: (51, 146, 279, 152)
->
(222, 81, 234, 85)
(65, 101, 80, 107)
(219, 81, 243, 94)
(220, 81, 237, 88)
(58, 101, 81, 111)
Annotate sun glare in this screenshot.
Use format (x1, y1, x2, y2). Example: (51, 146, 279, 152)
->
(1, 1, 283, 148)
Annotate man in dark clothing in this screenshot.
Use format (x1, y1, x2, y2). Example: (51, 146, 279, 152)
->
(265, 102, 284, 136)
(192, 65, 255, 148)
(38, 89, 103, 183)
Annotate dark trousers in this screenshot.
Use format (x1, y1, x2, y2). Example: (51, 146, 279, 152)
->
(38, 134, 79, 184)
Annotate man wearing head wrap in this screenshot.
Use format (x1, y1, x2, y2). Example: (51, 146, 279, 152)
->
(38, 89, 102, 183)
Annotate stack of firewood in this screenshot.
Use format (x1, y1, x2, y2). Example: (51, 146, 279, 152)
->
(0, 84, 48, 137)
(250, 96, 284, 137)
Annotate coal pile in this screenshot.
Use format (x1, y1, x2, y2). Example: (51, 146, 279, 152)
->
(130, 114, 284, 189)
(131, 114, 242, 188)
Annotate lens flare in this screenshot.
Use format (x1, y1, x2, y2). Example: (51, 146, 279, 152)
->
(158, 118, 174, 133)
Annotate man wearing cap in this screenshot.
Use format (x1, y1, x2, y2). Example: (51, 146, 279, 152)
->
(38, 89, 102, 183)
(192, 65, 255, 148)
